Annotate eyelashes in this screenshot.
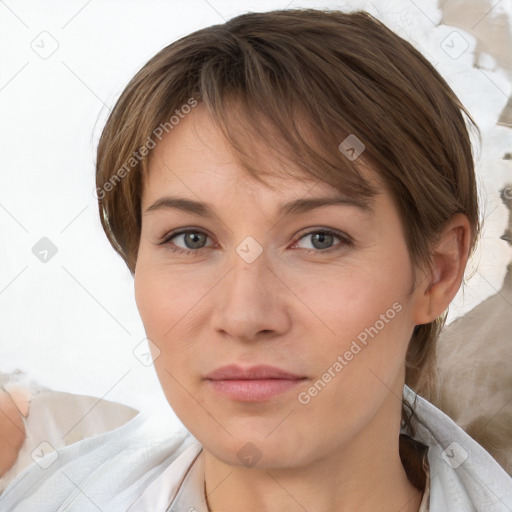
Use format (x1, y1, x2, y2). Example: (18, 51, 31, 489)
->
(294, 229, 352, 253)
(159, 230, 213, 255)
(157, 227, 353, 256)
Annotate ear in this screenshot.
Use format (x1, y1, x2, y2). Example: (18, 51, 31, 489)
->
(413, 213, 472, 325)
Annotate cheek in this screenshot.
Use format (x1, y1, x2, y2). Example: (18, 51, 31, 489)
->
(295, 259, 412, 345)
(290, 276, 412, 446)
(134, 259, 210, 390)
(135, 258, 200, 338)
(134, 266, 198, 413)
(291, 250, 414, 398)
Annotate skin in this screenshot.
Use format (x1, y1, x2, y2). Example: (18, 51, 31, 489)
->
(134, 104, 471, 512)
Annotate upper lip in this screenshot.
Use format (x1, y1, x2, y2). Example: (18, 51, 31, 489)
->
(205, 364, 305, 380)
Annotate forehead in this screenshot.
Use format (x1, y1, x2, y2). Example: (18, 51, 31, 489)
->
(147, 103, 293, 184)
(144, 102, 383, 213)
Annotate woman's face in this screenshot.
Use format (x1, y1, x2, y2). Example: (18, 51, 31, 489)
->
(134, 104, 426, 469)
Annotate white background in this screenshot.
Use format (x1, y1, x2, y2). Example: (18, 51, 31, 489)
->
(0, 0, 511, 413)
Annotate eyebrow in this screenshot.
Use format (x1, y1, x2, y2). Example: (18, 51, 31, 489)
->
(144, 194, 374, 217)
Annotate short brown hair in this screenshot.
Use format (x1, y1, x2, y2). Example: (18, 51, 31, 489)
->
(95, 8, 480, 426)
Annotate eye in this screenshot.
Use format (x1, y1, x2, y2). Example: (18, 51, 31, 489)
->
(159, 229, 213, 255)
(158, 227, 352, 256)
(293, 229, 351, 253)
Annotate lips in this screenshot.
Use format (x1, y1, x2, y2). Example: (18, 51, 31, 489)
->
(204, 365, 306, 402)
(205, 364, 304, 381)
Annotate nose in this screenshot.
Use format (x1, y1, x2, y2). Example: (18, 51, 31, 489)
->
(210, 249, 291, 343)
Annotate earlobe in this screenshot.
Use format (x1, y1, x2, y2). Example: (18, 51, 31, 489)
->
(413, 214, 472, 325)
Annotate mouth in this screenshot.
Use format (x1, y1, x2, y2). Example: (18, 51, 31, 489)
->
(204, 364, 307, 402)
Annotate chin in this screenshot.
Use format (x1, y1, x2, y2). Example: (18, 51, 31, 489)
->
(197, 425, 310, 470)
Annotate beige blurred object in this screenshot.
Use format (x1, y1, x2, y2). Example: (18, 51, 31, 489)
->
(439, 0, 512, 127)
(416, 0, 512, 478)
(440, 0, 512, 79)
(0, 388, 28, 478)
(0, 371, 139, 493)
(419, 185, 512, 476)
(4, 386, 31, 418)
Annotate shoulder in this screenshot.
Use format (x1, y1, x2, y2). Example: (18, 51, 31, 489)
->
(403, 385, 512, 512)
(0, 411, 196, 512)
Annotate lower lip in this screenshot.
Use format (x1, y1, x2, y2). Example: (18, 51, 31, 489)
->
(207, 379, 304, 401)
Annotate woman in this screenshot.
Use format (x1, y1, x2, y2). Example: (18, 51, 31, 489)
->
(1, 8, 511, 511)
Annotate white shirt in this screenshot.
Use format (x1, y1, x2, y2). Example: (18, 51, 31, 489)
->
(0, 385, 511, 511)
